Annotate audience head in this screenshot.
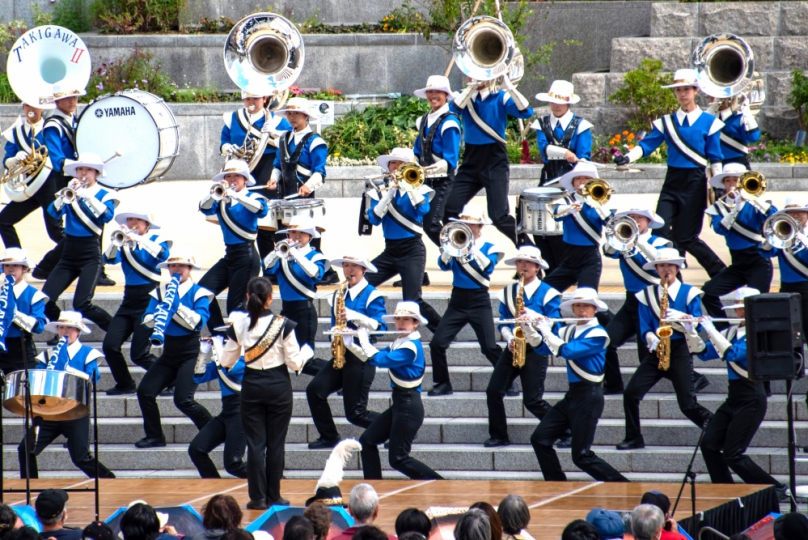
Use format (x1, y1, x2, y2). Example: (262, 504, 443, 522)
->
(221, 531, 255, 540)
(348, 484, 379, 525)
(303, 502, 331, 540)
(774, 512, 808, 540)
(395, 509, 431, 537)
(585, 508, 624, 540)
(399, 533, 426, 540)
(83, 521, 115, 540)
(469, 502, 501, 540)
(35, 489, 69, 528)
(350, 526, 387, 540)
(454, 509, 490, 540)
(283, 516, 314, 540)
(121, 503, 161, 540)
(202, 495, 243, 532)
(8, 527, 38, 540)
(498, 495, 530, 536)
(729, 535, 752, 540)
(639, 491, 670, 517)
(561, 520, 599, 540)
(630, 505, 664, 540)
(0, 504, 17, 540)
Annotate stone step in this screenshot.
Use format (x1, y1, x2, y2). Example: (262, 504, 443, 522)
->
(650, 2, 808, 39)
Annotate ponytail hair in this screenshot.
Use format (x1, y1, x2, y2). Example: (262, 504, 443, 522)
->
(246, 277, 273, 330)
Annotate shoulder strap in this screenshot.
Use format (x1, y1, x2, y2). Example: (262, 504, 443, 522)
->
(540, 116, 558, 145)
(560, 116, 582, 147)
(244, 315, 287, 364)
(661, 114, 707, 167)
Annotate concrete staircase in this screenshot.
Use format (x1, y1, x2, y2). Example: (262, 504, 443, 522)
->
(569, 2, 808, 140)
(5, 292, 808, 485)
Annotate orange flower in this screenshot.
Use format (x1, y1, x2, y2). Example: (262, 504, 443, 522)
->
(622, 130, 629, 136)
(613, 134, 621, 141)
(627, 133, 635, 142)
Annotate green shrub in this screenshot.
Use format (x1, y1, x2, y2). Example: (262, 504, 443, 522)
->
(0, 73, 15, 104)
(608, 59, 679, 132)
(0, 19, 26, 102)
(31, 4, 54, 26)
(380, 2, 432, 35)
(52, 0, 92, 33)
(787, 69, 808, 132)
(90, 0, 185, 34)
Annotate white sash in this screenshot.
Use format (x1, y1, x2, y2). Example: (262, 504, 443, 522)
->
(662, 114, 707, 167)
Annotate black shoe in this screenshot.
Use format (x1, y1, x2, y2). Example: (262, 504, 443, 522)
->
(317, 269, 340, 286)
(556, 436, 572, 449)
(483, 437, 510, 448)
(31, 267, 49, 280)
(246, 499, 267, 510)
(384, 441, 390, 449)
(160, 386, 174, 396)
(428, 382, 453, 396)
(135, 436, 166, 448)
(268, 498, 290, 507)
(694, 373, 710, 393)
(775, 484, 792, 503)
(505, 383, 519, 397)
(97, 273, 116, 286)
(308, 437, 340, 450)
(47, 335, 60, 346)
(616, 438, 645, 450)
(336, 389, 343, 396)
(604, 387, 624, 396)
(106, 384, 137, 396)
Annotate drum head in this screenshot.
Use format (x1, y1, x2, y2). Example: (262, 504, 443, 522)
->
(523, 187, 564, 195)
(3, 394, 89, 421)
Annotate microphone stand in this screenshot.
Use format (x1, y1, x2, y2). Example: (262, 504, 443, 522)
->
(671, 424, 707, 535)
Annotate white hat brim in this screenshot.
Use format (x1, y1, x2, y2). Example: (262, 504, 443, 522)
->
(115, 213, 161, 229)
(157, 260, 200, 270)
(413, 87, 457, 99)
(54, 90, 87, 99)
(278, 227, 320, 239)
(642, 258, 686, 270)
(448, 216, 492, 226)
(503, 255, 549, 270)
(64, 160, 106, 178)
(559, 298, 607, 312)
(376, 154, 413, 170)
(557, 169, 598, 194)
(212, 170, 257, 187)
(613, 209, 664, 229)
(44, 321, 92, 334)
(23, 100, 55, 111)
(535, 92, 580, 105)
(330, 258, 377, 273)
(722, 303, 745, 311)
(783, 206, 808, 213)
(660, 82, 698, 89)
(275, 108, 316, 119)
(382, 313, 428, 324)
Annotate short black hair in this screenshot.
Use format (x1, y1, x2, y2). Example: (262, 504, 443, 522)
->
(351, 526, 388, 540)
(395, 509, 431, 537)
(0, 504, 16, 540)
(8, 527, 38, 540)
(639, 491, 670, 516)
(283, 516, 314, 540)
(561, 520, 599, 540)
(120, 504, 161, 540)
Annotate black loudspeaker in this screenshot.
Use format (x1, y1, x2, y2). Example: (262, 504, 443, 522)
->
(746, 293, 804, 381)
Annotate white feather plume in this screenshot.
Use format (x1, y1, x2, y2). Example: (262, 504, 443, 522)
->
(315, 438, 362, 490)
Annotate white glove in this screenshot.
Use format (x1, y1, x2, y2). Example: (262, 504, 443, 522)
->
(15, 150, 27, 161)
(12, 311, 37, 333)
(344, 308, 379, 330)
(103, 242, 119, 260)
(175, 304, 202, 331)
(453, 85, 475, 110)
(139, 237, 165, 259)
(408, 188, 426, 207)
(440, 249, 452, 265)
(195, 341, 212, 375)
(221, 143, 237, 156)
(797, 232, 808, 248)
(666, 309, 688, 321)
(681, 319, 695, 333)
(636, 238, 660, 262)
(646, 333, 660, 352)
(4, 157, 19, 170)
(290, 247, 320, 278)
(502, 76, 530, 111)
(704, 325, 732, 357)
(699, 317, 716, 333)
(424, 159, 448, 177)
(536, 317, 553, 336)
(522, 324, 542, 348)
(471, 248, 491, 270)
(706, 101, 721, 116)
(373, 186, 396, 218)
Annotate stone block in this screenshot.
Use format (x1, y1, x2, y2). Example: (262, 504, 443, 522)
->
(758, 107, 801, 140)
(700, 4, 778, 37)
(571, 73, 605, 109)
(165, 115, 208, 182)
(775, 37, 808, 71)
(409, 447, 493, 471)
(781, 3, 808, 36)
(650, 3, 697, 38)
(595, 108, 633, 140)
(610, 38, 691, 73)
(742, 37, 775, 72)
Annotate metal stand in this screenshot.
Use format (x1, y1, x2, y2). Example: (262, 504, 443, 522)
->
(786, 378, 798, 513)
(672, 425, 707, 533)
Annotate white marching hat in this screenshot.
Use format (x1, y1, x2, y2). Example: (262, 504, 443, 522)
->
(560, 287, 608, 312)
(382, 301, 428, 324)
(44, 310, 92, 334)
(783, 196, 808, 213)
(0, 247, 32, 269)
(709, 162, 748, 189)
(504, 245, 549, 270)
(449, 204, 492, 225)
(535, 80, 580, 105)
(22, 99, 52, 111)
(275, 97, 316, 119)
(643, 247, 686, 270)
(720, 287, 759, 310)
(414, 75, 456, 99)
(613, 208, 664, 229)
(241, 91, 267, 99)
(51, 82, 86, 100)
(662, 69, 699, 89)
(157, 249, 201, 270)
(556, 161, 599, 194)
(330, 248, 377, 273)
(377, 147, 415, 171)
(64, 152, 106, 178)
(213, 159, 257, 187)
(278, 215, 321, 238)
(115, 212, 161, 229)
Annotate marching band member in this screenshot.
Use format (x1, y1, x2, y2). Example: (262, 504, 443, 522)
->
(485, 246, 560, 448)
(430, 205, 503, 397)
(602, 208, 671, 394)
(364, 147, 442, 332)
(532, 288, 628, 482)
(42, 152, 117, 339)
(18, 311, 115, 479)
(220, 91, 292, 258)
(263, 215, 329, 348)
(697, 287, 788, 497)
(102, 211, 171, 395)
(189, 338, 247, 479)
(615, 69, 726, 278)
(199, 159, 269, 335)
(306, 248, 386, 449)
(413, 75, 461, 248)
(0, 248, 47, 374)
(219, 276, 313, 509)
(135, 250, 213, 449)
(346, 301, 443, 480)
(702, 163, 775, 319)
(616, 248, 713, 450)
(531, 80, 593, 270)
(707, 97, 760, 170)
(446, 75, 534, 246)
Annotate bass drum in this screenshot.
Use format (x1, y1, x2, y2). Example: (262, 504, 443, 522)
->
(76, 90, 180, 190)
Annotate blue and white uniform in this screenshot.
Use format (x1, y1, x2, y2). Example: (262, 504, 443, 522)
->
(414, 104, 461, 172)
(717, 107, 760, 166)
(0, 279, 47, 374)
(271, 126, 328, 198)
(533, 110, 593, 184)
(220, 108, 292, 160)
(43, 110, 77, 177)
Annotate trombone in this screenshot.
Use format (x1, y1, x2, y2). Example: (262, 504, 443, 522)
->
(376, 162, 426, 193)
(716, 171, 767, 210)
(546, 179, 614, 219)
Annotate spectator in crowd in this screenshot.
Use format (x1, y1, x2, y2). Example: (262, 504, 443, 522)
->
(639, 492, 685, 540)
(332, 485, 394, 540)
(194, 495, 244, 540)
(283, 517, 313, 540)
(351, 528, 388, 540)
(220, 532, 254, 540)
(469, 503, 501, 540)
(729, 535, 752, 540)
(561, 521, 599, 540)
(497, 495, 530, 539)
(585, 508, 624, 540)
(394, 509, 430, 538)
(0, 504, 19, 540)
(398, 533, 427, 540)
(36, 490, 81, 540)
(454, 510, 490, 540)
(9, 527, 38, 540)
(774, 513, 808, 540)
(82, 521, 114, 540)
(630, 505, 666, 540)
(303, 503, 331, 540)
(121, 503, 177, 540)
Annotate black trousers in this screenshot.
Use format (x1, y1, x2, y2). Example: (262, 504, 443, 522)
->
(0, 335, 37, 375)
(486, 347, 551, 441)
(444, 143, 517, 246)
(306, 352, 379, 442)
(366, 237, 441, 332)
(604, 294, 647, 393)
(254, 152, 281, 259)
(780, 281, 808, 349)
(656, 167, 726, 277)
(531, 235, 567, 274)
(544, 244, 602, 292)
(702, 248, 772, 318)
(189, 393, 247, 479)
(360, 386, 443, 480)
(430, 288, 501, 385)
(136, 333, 212, 439)
(42, 236, 112, 331)
(241, 364, 293, 503)
(102, 284, 157, 389)
(18, 415, 114, 478)
(532, 382, 628, 482)
(281, 300, 317, 348)
(623, 340, 712, 442)
(199, 242, 259, 334)
(701, 379, 779, 486)
(0, 173, 66, 273)
(423, 176, 452, 248)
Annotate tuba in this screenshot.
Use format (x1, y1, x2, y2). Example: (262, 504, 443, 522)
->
(605, 216, 639, 253)
(763, 212, 802, 250)
(452, 16, 518, 83)
(693, 33, 765, 114)
(440, 222, 474, 263)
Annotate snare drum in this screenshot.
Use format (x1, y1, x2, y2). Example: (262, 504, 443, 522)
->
(77, 89, 180, 190)
(258, 200, 281, 231)
(280, 199, 325, 226)
(3, 369, 91, 421)
(518, 187, 564, 236)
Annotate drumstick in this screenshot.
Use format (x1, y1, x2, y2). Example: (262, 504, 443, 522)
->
(104, 150, 123, 164)
(284, 194, 300, 200)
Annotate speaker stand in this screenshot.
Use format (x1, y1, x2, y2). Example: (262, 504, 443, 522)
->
(786, 378, 798, 512)
(671, 425, 706, 530)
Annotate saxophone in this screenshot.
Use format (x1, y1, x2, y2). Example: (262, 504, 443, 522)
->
(331, 279, 349, 369)
(512, 273, 527, 368)
(656, 279, 673, 370)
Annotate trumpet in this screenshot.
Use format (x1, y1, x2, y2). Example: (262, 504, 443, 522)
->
(440, 222, 474, 263)
(763, 212, 802, 250)
(111, 226, 132, 248)
(211, 181, 229, 201)
(60, 178, 88, 205)
(605, 216, 639, 253)
(276, 239, 300, 258)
